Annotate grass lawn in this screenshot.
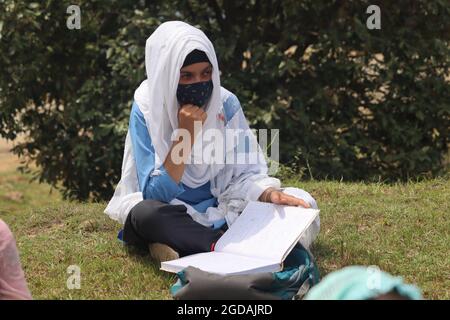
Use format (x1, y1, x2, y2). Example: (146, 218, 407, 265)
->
(1, 139, 449, 299)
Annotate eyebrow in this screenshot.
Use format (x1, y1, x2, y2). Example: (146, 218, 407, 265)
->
(180, 65, 212, 75)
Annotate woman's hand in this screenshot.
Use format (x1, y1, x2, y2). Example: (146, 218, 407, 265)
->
(163, 104, 207, 184)
(259, 187, 311, 208)
(178, 104, 207, 144)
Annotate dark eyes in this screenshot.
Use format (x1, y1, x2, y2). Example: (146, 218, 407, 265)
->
(181, 70, 212, 79)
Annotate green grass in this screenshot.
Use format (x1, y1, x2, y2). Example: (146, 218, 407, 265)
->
(0, 149, 449, 299)
(288, 178, 450, 300)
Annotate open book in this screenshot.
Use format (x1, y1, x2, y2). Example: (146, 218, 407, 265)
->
(160, 201, 319, 275)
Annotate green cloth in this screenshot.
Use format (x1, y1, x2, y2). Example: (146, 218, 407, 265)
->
(304, 266, 422, 300)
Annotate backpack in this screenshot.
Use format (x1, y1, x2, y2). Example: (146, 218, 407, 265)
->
(170, 244, 320, 300)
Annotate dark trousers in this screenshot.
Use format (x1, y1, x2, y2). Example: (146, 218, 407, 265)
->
(123, 199, 224, 257)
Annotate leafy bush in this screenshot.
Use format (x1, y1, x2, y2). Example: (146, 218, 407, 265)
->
(0, 0, 449, 200)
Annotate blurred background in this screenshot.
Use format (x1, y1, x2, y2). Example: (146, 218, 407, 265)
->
(0, 0, 448, 201)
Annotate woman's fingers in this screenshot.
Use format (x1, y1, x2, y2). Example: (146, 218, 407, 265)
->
(270, 191, 310, 208)
(178, 104, 207, 127)
(200, 110, 207, 122)
(289, 196, 310, 208)
(193, 107, 207, 122)
(178, 104, 197, 118)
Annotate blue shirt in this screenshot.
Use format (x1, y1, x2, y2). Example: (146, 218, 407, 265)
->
(129, 94, 241, 224)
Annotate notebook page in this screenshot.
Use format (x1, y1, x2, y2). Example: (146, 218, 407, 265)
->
(160, 251, 278, 275)
(215, 201, 319, 263)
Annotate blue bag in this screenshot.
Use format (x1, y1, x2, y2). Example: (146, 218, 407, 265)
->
(170, 244, 320, 300)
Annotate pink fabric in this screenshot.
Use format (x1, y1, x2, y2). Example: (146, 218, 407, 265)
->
(0, 219, 32, 300)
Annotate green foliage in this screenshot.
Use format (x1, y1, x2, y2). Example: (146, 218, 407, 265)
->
(0, 0, 449, 200)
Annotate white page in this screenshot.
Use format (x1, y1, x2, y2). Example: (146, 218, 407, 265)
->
(215, 201, 319, 263)
(161, 251, 279, 275)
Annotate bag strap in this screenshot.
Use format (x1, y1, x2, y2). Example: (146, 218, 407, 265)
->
(293, 279, 311, 300)
(292, 244, 320, 300)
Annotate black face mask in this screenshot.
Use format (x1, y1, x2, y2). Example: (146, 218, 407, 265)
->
(176, 80, 213, 108)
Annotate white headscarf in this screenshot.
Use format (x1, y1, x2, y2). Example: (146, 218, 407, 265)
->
(134, 21, 223, 188)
